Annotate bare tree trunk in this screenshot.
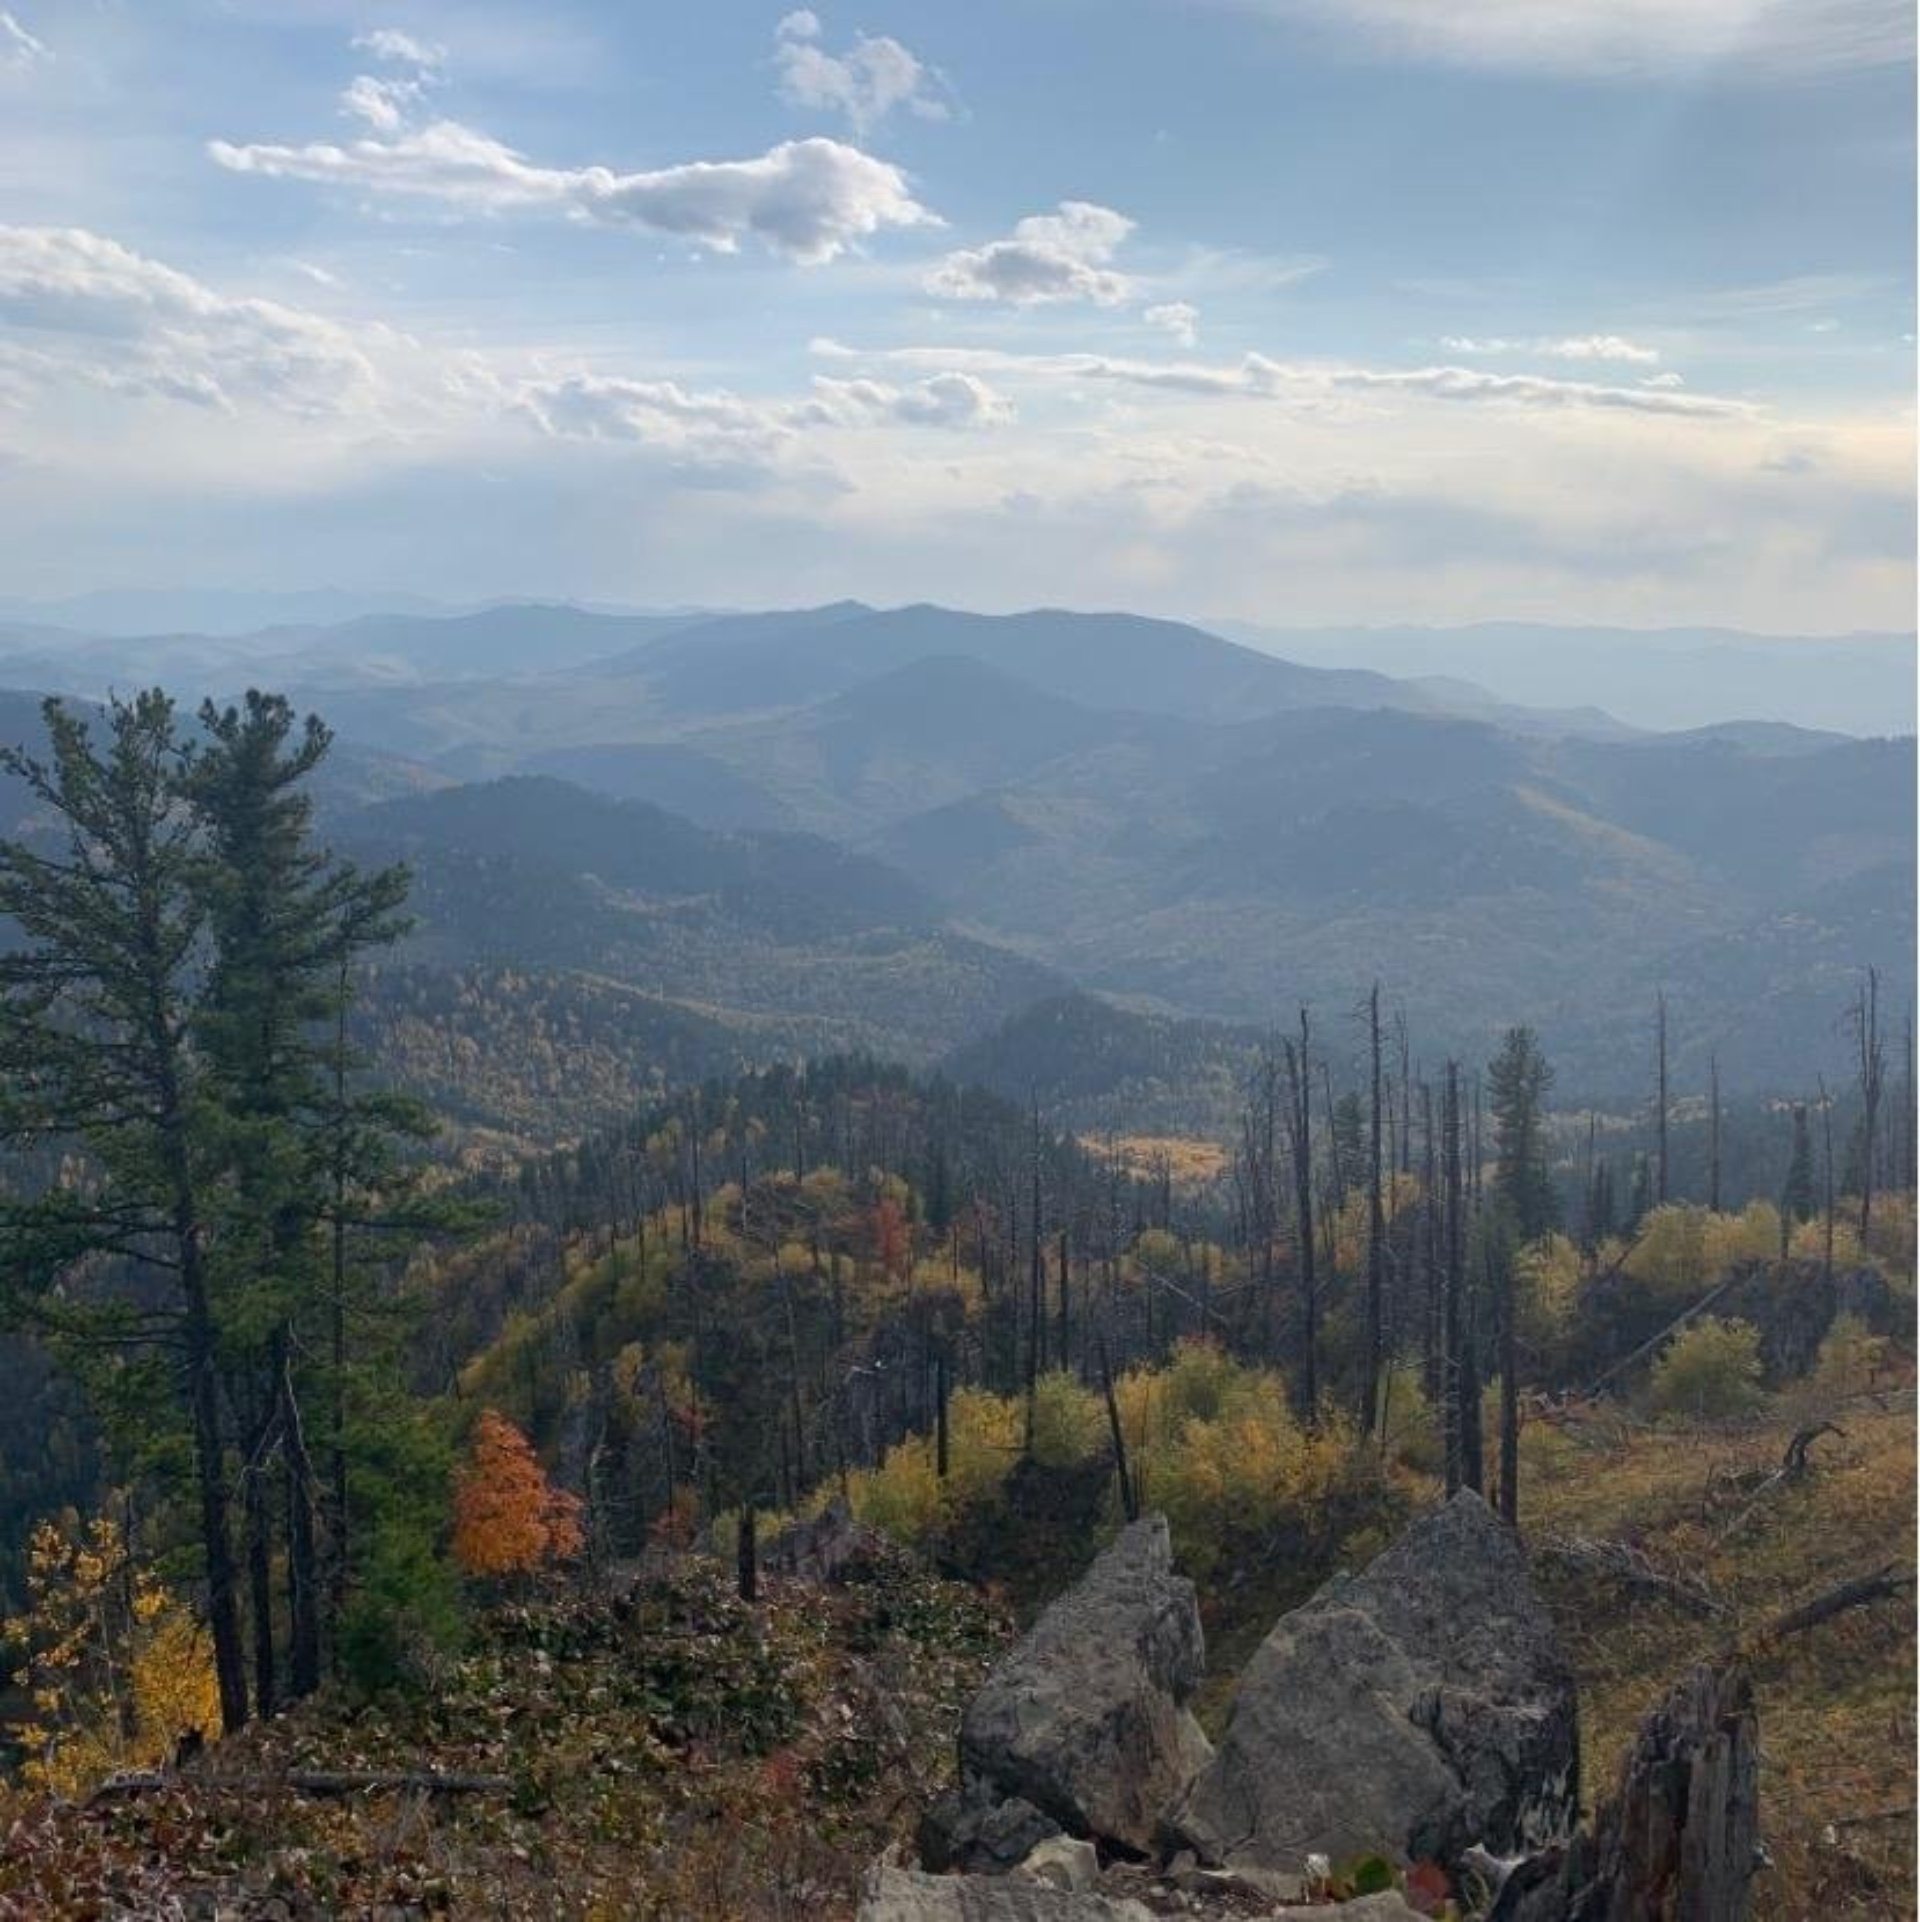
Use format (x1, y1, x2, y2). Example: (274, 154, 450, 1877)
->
(1854, 966, 1883, 1242)
(736, 1500, 757, 1603)
(1442, 1063, 1465, 1496)
(279, 1346, 321, 1702)
(1655, 991, 1671, 1206)
(1285, 1010, 1319, 1423)
(1098, 1327, 1137, 1522)
(934, 1350, 949, 1480)
(1708, 1050, 1722, 1215)
(244, 1397, 278, 1722)
(1056, 1228, 1071, 1378)
(1364, 983, 1386, 1435)
(1819, 1075, 1836, 1281)
(1421, 1081, 1440, 1404)
(1496, 1239, 1518, 1527)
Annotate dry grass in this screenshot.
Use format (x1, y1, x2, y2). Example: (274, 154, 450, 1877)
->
(1521, 1380, 1916, 1919)
(1080, 1133, 1231, 1187)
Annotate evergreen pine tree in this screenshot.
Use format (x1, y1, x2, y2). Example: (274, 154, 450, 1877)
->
(1488, 1026, 1559, 1241)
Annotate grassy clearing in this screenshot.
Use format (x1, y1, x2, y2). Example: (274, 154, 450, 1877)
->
(1522, 1383, 1915, 1919)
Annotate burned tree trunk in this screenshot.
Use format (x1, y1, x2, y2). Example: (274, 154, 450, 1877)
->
(1442, 1062, 1466, 1496)
(1364, 982, 1386, 1436)
(1569, 1662, 1761, 1922)
(1655, 992, 1671, 1207)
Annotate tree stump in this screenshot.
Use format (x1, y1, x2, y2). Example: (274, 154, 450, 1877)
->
(1574, 1662, 1761, 1921)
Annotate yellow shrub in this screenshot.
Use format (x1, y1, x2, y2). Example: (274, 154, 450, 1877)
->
(1808, 1312, 1890, 1401)
(1862, 1192, 1915, 1280)
(1517, 1235, 1585, 1353)
(1028, 1373, 1104, 1468)
(1625, 1206, 1712, 1300)
(1702, 1200, 1782, 1272)
(4, 1512, 220, 1800)
(1788, 1215, 1864, 1269)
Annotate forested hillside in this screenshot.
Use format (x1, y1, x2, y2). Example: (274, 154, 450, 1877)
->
(4, 603, 1911, 1111)
(0, 672, 1911, 1921)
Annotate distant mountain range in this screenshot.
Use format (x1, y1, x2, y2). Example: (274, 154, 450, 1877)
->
(1217, 619, 1915, 738)
(0, 601, 1910, 1124)
(2, 593, 1907, 734)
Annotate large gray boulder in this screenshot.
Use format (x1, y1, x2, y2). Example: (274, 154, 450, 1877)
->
(1175, 1491, 1578, 1872)
(957, 1514, 1213, 1855)
(858, 1867, 1153, 1921)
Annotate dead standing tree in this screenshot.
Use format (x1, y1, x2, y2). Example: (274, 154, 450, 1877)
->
(1282, 1009, 1319, 1422)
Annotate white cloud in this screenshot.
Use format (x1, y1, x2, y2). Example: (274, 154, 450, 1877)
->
(927, 201, 1136, 307)
(1232, 0, 1913, 76)
(805, 371, 1014, 429)
(1325, 362, 1742, 416)
(516, 364, 1015, 468)
(1145, 301, 1200, 346)
(1442, 333, 1662, 364)
(834, 342, 1752, 417)
(209, 124, 935, 265)
(774, 12, 953, 133)
(0, 226, 377, 416)
(516, 372, 797, 468)
(1, 9, 47, 70)
(352, 28, 445, 70)
(1642, 371, 1686, 390)
(341, 73, 424, 132)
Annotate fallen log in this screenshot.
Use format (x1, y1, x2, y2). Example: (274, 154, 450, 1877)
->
(1765, 1563, 1914, 1641)
(1782, 1421, 1844, 1477)
(1824, 1803, 1914, 1833)
(1536, 1533, 1725, 1619)
(1582, 1273, 1737, 1401)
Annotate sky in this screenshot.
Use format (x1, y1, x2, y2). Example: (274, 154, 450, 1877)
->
(0, 0, 1912, 631)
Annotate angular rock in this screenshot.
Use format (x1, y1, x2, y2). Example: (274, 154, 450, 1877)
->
(1013, 1836, 1100, 1893)
(858, 1866, 1154, 1921)
(920, 1790, 1063, 1875)
(959, 1514, 1212, 1854)
(1176, 1491, 1577, 1872)
(762, 1495, 895, 1585)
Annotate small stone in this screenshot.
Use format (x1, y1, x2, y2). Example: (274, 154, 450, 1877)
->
(1014, 1835, 1101, 1893)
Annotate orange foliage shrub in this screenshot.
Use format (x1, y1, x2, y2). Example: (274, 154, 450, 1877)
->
(452, 1408, 585, 1577)
(869, 1197, 911, 1279)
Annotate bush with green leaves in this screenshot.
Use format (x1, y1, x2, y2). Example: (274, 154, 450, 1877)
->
(1646, 1317, 1765, 1422)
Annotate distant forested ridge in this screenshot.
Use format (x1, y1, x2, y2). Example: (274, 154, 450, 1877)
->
(2, 604, 1911, 1114)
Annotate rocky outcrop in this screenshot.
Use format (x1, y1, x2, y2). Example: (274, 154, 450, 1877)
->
(947, 1514, 1212, 1858)
(761, 1497, 894, 1585)
(859, 1866, 1155, 1921)
(1175, 1490, 1577, 1873)
(1720, 1260, 1898, 1384)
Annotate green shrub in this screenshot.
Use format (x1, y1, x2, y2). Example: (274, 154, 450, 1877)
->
(1647, 1317, 1765, 1422)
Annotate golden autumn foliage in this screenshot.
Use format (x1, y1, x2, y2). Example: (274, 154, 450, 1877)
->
(452, 1408, 585, 1578)
(833, 1341, 1399, 1583)
(3, 1512, 220, 1800)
